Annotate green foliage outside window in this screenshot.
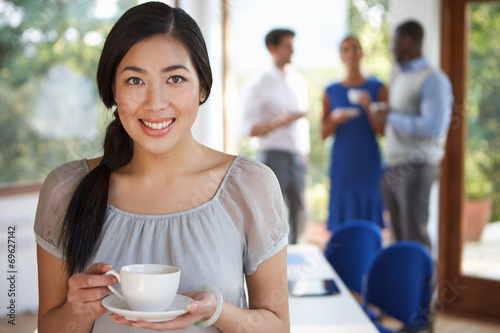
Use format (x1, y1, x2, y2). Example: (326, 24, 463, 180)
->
(0, 0, 136, 183)
(466, 2, 500, 220)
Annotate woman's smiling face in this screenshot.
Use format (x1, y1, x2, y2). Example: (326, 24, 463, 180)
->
(113, 34, 204, 157)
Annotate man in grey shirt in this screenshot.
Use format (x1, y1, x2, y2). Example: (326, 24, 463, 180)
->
(379, 20, 453, 249)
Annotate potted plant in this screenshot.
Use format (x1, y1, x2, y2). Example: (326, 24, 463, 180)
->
(464, 153, 493, 242)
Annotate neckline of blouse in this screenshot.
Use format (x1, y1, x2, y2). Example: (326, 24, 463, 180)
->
(82, 155, 242, 218)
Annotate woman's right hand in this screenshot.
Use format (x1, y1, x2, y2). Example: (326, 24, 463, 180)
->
(330, 108, 355, 125)
(110, 289, 219, 331)
(66, 262, 118, 321)
(358, 91, 373, 111)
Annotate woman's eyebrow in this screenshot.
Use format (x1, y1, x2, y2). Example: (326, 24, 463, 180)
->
(120, 65, 190, 74)
(120, 66, 146, 74)
(161, 64, 190, 73)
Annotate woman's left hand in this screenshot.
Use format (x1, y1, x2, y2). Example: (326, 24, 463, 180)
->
(358, 91, 372, 111)
(109, 290, 217, 331)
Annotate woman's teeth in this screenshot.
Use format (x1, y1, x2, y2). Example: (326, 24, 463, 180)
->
(141, 119, 174, 130)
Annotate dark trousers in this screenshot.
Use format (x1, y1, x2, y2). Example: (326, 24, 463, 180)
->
(380, 163, 440, 249)
(258, 150, 306, 244)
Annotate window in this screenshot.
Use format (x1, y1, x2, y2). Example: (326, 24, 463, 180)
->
(0, 0, 140, 185)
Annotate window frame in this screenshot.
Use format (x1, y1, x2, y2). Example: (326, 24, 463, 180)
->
(439, 0, 500, 321)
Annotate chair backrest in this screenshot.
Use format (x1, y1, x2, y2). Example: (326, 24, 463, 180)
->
(324, 219, 383, 294)
(362, 240, 434, 329)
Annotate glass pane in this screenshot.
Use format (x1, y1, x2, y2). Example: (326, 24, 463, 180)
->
(461, 1, 500, 280)
(0, 0, 141, 185)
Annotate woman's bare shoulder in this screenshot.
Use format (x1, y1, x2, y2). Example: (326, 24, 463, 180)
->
(86, 157, 102, 171)
(202, 147, 237, 171)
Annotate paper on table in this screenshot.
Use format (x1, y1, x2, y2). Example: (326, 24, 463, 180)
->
(287, 253, 307, 265)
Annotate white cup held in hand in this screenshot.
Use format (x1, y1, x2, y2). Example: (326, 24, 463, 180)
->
(105, 264, 180, 312)
(347, 89, 365, 104)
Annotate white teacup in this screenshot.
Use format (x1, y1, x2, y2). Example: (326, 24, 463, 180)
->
(105, 264, 180, 312)
(347, 89, 366, 104)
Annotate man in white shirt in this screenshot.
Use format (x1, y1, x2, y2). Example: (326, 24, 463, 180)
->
(240, 28, 310, 244)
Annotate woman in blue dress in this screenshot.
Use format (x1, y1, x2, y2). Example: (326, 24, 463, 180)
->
(321, 36, 388, 231)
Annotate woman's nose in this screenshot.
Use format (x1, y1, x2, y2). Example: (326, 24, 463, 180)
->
(145, 83, 168, 112)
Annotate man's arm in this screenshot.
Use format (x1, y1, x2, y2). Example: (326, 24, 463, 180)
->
(251, 112, 305, 137)
(387, 72, 454, 139)
(364, 85, 389, 136)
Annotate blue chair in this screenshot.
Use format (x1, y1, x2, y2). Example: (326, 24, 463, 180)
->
(362, 240, 434, 333)
(324, 219, 383, 294)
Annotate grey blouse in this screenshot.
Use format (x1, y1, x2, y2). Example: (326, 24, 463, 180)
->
(34, 155, 289, 332)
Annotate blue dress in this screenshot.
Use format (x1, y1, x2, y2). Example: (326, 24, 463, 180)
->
(325, 78, 384, 230)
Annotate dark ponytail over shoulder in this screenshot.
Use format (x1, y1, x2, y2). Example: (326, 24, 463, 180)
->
(58, 2, 212, 275)
(59, 111, 133, 275)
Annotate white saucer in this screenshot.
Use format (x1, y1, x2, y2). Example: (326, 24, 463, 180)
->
(333, 107, 361, 118)
(102, 294, 193, 322)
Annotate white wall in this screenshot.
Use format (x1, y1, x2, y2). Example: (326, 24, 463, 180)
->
(179, 1, 225, 151)
(0, 193, 40, 316)
(389, 0, 442, 68)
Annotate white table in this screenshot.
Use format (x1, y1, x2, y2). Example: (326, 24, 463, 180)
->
(288, 244, 378, 333)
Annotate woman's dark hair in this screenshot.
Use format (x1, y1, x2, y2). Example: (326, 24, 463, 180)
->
(59, 2, 213, 276)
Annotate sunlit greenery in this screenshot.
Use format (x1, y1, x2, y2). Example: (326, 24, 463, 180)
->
(349, 0, 391, 84)
(303, 67, 340, 223)
(466, 2, 500, 220)
(0, 0, 136, 183)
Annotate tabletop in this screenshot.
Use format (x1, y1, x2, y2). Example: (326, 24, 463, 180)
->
(288, 244, 378, 333)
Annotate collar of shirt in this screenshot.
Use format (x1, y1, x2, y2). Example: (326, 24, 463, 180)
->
(399, 56, 429, 72)
(269, 63, 296, 76)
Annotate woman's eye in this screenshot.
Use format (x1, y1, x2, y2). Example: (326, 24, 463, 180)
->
(127, 77, 143, 85)
(167, 76, 184, 84)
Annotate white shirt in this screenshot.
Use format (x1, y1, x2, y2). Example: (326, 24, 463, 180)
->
(240, 64, 310, 155)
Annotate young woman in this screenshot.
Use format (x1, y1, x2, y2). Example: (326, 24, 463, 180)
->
(321, 36, 388, 231)
(34, 2, 290, 332)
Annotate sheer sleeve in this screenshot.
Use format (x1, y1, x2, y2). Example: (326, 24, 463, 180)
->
(220, 156, 288, 275)
(33, 160, 89, 259)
